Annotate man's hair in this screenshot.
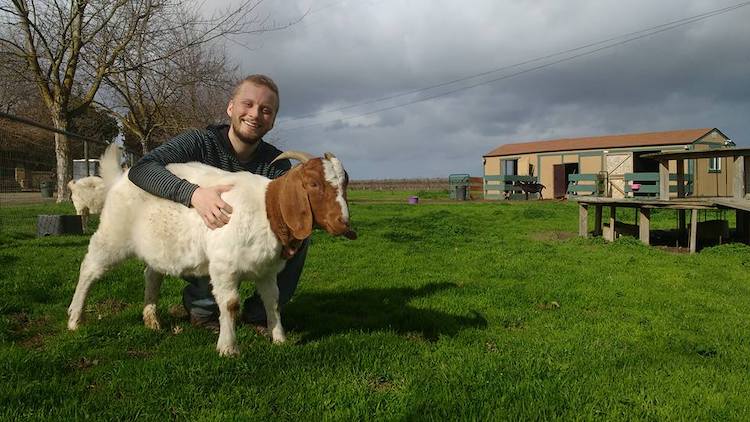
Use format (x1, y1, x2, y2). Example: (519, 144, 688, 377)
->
(231, 74, 280, 111)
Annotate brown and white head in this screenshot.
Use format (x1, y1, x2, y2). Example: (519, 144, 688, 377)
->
(268, 151, 357, 256)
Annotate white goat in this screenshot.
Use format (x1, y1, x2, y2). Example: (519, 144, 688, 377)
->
(67, 151, 356, 356)
(67, 145, 122, 230)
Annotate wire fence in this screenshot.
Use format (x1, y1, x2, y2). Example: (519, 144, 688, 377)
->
(0, 111, 139, 193)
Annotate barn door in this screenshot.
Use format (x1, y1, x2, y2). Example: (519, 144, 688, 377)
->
(553, 164, 567, 198)
(605, 153, 633, 199)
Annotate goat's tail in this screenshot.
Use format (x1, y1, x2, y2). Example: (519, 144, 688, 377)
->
(99, 143, 124, 187)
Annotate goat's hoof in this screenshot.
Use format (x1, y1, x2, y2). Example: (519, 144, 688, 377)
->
(143, 306, 161, 330)
(143, 317, 161, 330)
(67, 319, 80, 331)
(272, 333, 287, 344)
(217, 344, 240, 357)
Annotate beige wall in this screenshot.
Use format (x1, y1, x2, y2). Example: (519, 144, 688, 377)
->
(484, 154, 539, 177)
(563, 154, 578, 164)
(580, 156, 602, 174)
(701, 131, 730, 145)
(484, 157, 501, 176)
(539, 155, 563, 191)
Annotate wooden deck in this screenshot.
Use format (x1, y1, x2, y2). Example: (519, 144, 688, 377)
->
(572, 196, 750, 253)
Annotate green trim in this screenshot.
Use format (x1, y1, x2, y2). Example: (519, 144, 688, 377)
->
(569, 174, 598, 182)
(568, 185, 598, 193)
(625, 185, 660, 194)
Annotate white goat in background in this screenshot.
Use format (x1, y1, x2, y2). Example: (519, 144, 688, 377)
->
(67, 144, 122, 230)
(67, 150, 356, 356)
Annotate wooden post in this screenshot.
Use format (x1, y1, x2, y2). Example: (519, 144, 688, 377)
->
(579, 204, 589, 238)
(737, 210, 745, 243)
(734, 156, 745, 199)
(676, 159, 685, 198)
(84, 140, 90, 177)
(594, 205, 603, 237)
(678, 210, 686, 246)
(690, 208, 698, 253)
(659, 160, 670, 201)
(638, 208, 650, 245)
(738, 210, 750, 244)
(607, 206, 617, 242)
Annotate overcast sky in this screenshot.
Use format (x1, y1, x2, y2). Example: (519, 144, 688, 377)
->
(221, 0, 750, 179)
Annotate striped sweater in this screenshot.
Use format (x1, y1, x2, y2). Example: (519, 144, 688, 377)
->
(128, 125, 291, 207)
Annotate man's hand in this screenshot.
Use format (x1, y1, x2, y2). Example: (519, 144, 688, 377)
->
(191, 185, 234, 229)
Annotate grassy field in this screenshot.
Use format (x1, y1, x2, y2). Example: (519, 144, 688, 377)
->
(2, 194, 750, 420)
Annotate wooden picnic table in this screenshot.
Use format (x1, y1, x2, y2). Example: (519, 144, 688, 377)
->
(572, 196, 750, 253)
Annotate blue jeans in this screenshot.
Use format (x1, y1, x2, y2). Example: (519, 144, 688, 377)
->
(182, 238, 309, 323)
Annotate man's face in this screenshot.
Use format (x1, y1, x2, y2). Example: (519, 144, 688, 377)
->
(227, 82, 278, 144)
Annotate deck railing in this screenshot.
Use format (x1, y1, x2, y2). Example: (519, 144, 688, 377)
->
(483, 175, 537, 200)
(565, 172, 693, 197)
(624, 172, 693, 196)
(567, 173, 601, 195)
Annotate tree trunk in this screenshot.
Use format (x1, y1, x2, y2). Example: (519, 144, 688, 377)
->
(141, 135, 150, 155)
(51, 115, 72, 203)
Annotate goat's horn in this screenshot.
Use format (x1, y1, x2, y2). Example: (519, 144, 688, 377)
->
(324, 152, 336, 160)
(272, 151, 314, 164)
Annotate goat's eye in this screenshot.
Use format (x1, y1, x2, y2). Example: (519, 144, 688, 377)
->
(309, 182, 318, 189)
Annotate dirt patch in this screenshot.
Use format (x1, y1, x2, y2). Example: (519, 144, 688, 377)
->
(530, 231, 577, 242)
(0, 192, 57, 205)
(72, 357, 99, 371)
(126, 349, 154, 359)
(7, 312, 52, 349)
(88, 298, 128, 320)
(368, 375, 395, 392)
(536, 301, 561, 311)
(654, 245, 692, 254)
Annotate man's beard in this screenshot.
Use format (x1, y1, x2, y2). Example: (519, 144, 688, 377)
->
(232, 120, 264, 144)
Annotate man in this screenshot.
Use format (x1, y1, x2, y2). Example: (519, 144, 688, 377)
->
(128, 74, 307, 332)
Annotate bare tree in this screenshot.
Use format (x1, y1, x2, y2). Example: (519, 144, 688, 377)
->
(1, 0, 298, 201)
(95, 0, 297, 154)
(100, 25, 239, 153)
(0, 47, 38, 115)
(0, 0, 160, 200)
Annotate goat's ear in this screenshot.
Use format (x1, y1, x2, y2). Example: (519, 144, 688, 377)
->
(279, 169, 313, 240)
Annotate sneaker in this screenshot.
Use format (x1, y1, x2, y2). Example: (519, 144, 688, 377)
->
(189, 310, 220, 334)
(240, 312, 268, 336)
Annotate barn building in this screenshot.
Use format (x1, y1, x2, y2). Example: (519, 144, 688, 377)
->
(483, 128, 735, 199)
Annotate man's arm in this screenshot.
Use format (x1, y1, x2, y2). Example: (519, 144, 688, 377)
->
(128, 129, 207, 206)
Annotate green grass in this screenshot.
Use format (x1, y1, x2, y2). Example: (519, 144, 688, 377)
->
(2, 197, 750, 420)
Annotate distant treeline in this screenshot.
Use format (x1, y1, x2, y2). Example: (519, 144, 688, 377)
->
(349, 178, 449, 191)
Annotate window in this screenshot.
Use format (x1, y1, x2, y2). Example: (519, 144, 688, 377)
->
(503, 159, 518, 176)
(709, 157, 721, 173)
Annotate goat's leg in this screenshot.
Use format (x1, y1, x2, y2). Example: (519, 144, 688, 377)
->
(210, 276, 241, 356)
(80, 208, 89, 233)
(67, 234, 125, 330)
(255, 277, 286, 344)
(142, 266, 164, 330)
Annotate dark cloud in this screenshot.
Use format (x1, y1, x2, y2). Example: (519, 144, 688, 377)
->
(240, 0, 750, 178)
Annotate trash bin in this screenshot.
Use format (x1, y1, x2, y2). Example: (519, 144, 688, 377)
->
(40, 181, 54, 198)
(455, 185, 467, 201)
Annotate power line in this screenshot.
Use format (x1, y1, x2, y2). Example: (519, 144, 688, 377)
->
(276, 1, 750, 133)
